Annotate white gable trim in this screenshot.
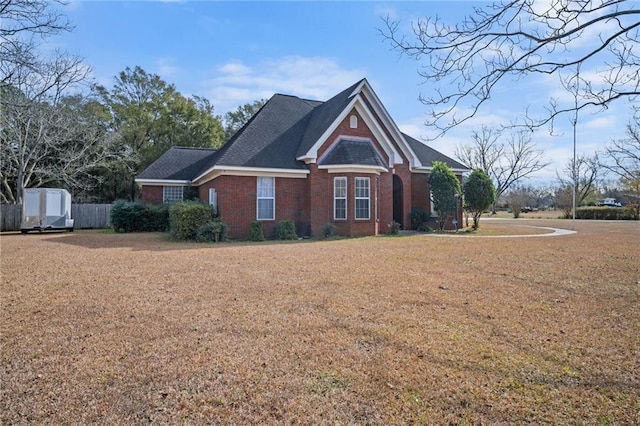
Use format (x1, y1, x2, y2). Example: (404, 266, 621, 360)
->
(297, 95, 403, 166)
(359, 81, 422, 169)
(296, 79, 422, 169)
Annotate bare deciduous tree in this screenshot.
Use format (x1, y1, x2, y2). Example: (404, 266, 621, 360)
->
(0, 90, 121, 203)
(381, 1, 640, 136)
(0, 0, 72, 90)
(600, 123, 640, 217)
(455, 125, 549, 209)
(555, 153, 602, 207)
(0, 0, 117, 204)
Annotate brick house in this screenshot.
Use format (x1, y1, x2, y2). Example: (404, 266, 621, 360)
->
(136, 79, 469, 239)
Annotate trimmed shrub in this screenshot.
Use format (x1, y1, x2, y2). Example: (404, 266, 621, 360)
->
(196, 220, 228, 242)
(417, 223, 433, 233)
(322, 222, 337, 239)
(274, 220, 297, 240)
(147, 204, 170, 231)
(410, 208, 430, 230)
(249, 221, 265, 241)
(110, 200, 169, 233)
(387, 221, 401, 235)
(169, 201, 214, 240)
(575, 206, 636, 220)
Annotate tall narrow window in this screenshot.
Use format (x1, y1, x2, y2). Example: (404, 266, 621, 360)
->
(355, 177, 370, 220)
(334, 177, 347, 220)
(163, 186, 183, 203)
(257, 177, 275, 220)
(430, 190, 438, 217)
(209, 188, 218, 216)
(349, 114, 358, 129)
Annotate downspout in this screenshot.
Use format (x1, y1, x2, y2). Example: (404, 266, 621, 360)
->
(376, 175, 380, 235)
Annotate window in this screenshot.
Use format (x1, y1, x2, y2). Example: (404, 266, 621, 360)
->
(355, 177, 370, 220)
(163, 186, 183, 203)
(349, 114, 358, 129)
(209, 188, 218, 216)
(334, 177, 347, 220)
(257, 177, 275, 220)
(430, 190, 438, 217)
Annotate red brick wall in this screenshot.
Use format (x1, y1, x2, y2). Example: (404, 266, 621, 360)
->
(308, 166, 383, 237)
(411, 173, 430, 215)
(391, 165, 413, 229)
(411, 172, 464, 230)
(198, 176, 309, 240)
(141, 186, 163, 204)
(317, 108, 390, 164)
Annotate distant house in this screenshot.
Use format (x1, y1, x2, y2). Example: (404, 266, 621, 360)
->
(136, 79, 469, 239)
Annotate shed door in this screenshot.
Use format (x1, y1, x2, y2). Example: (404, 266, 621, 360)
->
(46, 190, 63, 216)
(24, 191, 40, 217)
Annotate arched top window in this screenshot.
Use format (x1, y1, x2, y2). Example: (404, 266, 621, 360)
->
(349, 115, 358, 129)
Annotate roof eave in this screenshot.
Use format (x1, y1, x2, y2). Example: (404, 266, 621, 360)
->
(318, 164, 388, 174)
(135, 178, 191, 185)
(193, 165, 310, 185)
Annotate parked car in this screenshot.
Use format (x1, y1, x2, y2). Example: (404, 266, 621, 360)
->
(596, 198, 622, 207)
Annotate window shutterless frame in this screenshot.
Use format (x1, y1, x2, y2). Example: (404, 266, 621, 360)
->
(355, 177, 370, 220)
(334, 177, 347, 220)
(256, 177, 275, 220)
(163, 186, 183, 203)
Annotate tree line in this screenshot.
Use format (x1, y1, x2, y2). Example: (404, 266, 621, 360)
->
(0, 0, 264, 204)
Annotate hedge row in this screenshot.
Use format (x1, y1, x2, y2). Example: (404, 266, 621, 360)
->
(111, 201, 302, 241)
(111, 200, 226, 242)
(575, 206, 637, 220)
(110, 200, 169, 233)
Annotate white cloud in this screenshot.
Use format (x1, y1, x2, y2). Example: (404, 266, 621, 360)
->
(155, 58, 181, 80)
(583, 116, 617, 130)
(374, 5, 398, 21)
(203, 55, 366, 114)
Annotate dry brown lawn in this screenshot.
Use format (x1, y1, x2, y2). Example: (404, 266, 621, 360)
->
(1, 219, 638, 425)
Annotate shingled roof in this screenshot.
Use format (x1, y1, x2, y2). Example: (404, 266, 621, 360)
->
(137, 80, 469, 182)
(319, 139, 386, 168)
(403, 133, 469, 171)
(137, 147, 217, 181)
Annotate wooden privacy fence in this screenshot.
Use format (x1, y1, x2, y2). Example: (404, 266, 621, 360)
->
(0, 204, 112, 232)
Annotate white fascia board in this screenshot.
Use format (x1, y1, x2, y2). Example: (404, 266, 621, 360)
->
(354, 101, 403, 165)
(318, 164, 388, 175)
(193, 165, 309, 185)
(412, 166, 470, 174)
(134, 179, 190, 186)
(349, 79, 368, 97)
(359, 81, 422, 168)
(301, 95, 403, 167)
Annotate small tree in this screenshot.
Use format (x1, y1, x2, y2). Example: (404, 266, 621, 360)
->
(428, 161, 461, 230)
(463, 169, 495, 230)
(506, 186, 531, 218)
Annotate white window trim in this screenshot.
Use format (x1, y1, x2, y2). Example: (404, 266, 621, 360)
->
(355, 177, 370, 220)
(256, 177, 275, 221)
(208, 188, 218, 215)
(430, 190, 438, 217)
(333, 177, 347, 220)
(163, 186, 183, 203)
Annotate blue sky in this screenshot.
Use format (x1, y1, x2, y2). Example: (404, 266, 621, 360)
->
(52, 1, 636, 184)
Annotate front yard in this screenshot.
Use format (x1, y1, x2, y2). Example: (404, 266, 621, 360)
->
(1, 220, 638, 424)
